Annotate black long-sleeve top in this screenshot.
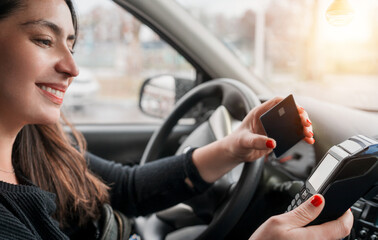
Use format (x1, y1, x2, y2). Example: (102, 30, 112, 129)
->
(0, 150, 212, 239)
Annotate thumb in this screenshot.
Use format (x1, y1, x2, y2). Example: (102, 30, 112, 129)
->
(285, 194, 325, 228)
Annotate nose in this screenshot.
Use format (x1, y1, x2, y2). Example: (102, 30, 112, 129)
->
(55, 47, 80, 78)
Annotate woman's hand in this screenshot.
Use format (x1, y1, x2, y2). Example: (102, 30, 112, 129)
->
(223, 97, 314, 163)
(192, 97, 315, 183)
(249, 194, 354, 240)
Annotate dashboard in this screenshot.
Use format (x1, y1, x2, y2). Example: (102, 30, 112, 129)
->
(351, 197, 378, 240)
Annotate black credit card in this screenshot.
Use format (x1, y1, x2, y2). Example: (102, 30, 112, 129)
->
(259, 94, 304, 158)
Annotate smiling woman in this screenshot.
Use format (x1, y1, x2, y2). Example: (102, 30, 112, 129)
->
(0, 0, 78, 124)
(0, 0, 110, 237)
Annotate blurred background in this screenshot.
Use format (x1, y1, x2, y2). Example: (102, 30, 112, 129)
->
(63, 0, 378, 123)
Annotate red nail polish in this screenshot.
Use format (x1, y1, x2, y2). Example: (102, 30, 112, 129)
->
(307, 119, 312, 125)
(311, 195, 322, 207)
(310, 131, 314, 137)
(266, 139, 274, 148)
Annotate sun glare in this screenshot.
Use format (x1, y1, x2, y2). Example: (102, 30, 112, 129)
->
(320, 1, 371, 43)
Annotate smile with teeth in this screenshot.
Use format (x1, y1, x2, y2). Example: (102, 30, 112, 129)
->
(37, 84, 65, 104)
(39, 85, 64, 97)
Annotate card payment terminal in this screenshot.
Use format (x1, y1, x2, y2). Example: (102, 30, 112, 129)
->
(286, 135, 378, 225)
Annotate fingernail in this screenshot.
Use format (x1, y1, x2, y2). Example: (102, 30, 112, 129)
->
(306, 119, 312, 125)
(300, 107, 305, 111)
(311, 195, 322, 207)
(309, 131, 314, 137)
(266, 139, 274, 148)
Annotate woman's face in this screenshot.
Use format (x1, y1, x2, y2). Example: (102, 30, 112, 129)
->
(0, 0, 79, 127)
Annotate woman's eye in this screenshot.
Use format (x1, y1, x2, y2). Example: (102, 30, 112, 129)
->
(35, 39, 52, 47)
(40, 39, 51, 46)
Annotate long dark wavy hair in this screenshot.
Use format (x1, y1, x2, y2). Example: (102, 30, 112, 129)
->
(1, 0, 110, 228)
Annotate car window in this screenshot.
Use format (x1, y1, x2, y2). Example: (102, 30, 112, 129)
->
(176, 0, 378, 112)
(62, 0, 196, 124)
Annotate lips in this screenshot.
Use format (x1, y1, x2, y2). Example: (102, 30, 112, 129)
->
(36, 83, 66, 105)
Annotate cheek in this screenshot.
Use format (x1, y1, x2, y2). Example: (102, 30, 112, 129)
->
(0, 38, 56, 122)
(0, 39, 50, 92)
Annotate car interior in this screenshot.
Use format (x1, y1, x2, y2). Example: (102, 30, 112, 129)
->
(65, 0, 378, 239)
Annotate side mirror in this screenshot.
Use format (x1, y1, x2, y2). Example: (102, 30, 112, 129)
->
(139, 75, 194, 118)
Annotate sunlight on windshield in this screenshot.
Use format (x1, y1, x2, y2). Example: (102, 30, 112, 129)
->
(322, 5, 368, 42)
(176, 0, 378, 111)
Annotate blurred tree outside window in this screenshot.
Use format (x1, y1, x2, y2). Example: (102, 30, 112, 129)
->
(62, 1, 195, 124)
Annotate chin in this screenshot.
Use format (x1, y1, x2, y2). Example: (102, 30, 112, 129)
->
(34, 109, 61, 125)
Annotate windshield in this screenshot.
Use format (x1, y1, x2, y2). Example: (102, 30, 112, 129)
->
(176, 0, 378, 111)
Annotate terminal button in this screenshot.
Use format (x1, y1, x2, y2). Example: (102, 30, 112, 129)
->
(339, 140, 363, 154)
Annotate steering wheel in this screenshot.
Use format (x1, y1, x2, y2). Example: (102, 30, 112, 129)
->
(139, 78, 264, 240)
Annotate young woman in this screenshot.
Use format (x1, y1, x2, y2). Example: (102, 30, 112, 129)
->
(0, 0, 352, 239)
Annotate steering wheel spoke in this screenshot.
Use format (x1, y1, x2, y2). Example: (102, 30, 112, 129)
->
(138, 79, 264, 240)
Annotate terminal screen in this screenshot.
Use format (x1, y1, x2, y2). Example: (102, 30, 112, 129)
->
(308, 154, 339, 191)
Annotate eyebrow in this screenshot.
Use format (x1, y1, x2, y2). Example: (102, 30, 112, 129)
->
(20, 20, 76, 41)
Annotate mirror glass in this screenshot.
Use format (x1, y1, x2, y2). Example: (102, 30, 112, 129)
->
(140, 75, 176, 118)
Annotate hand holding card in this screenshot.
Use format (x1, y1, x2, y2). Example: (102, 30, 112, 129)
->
(259, 94, 304, 158)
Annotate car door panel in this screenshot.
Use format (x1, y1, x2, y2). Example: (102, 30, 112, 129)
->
(77, 124, 195, 165)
